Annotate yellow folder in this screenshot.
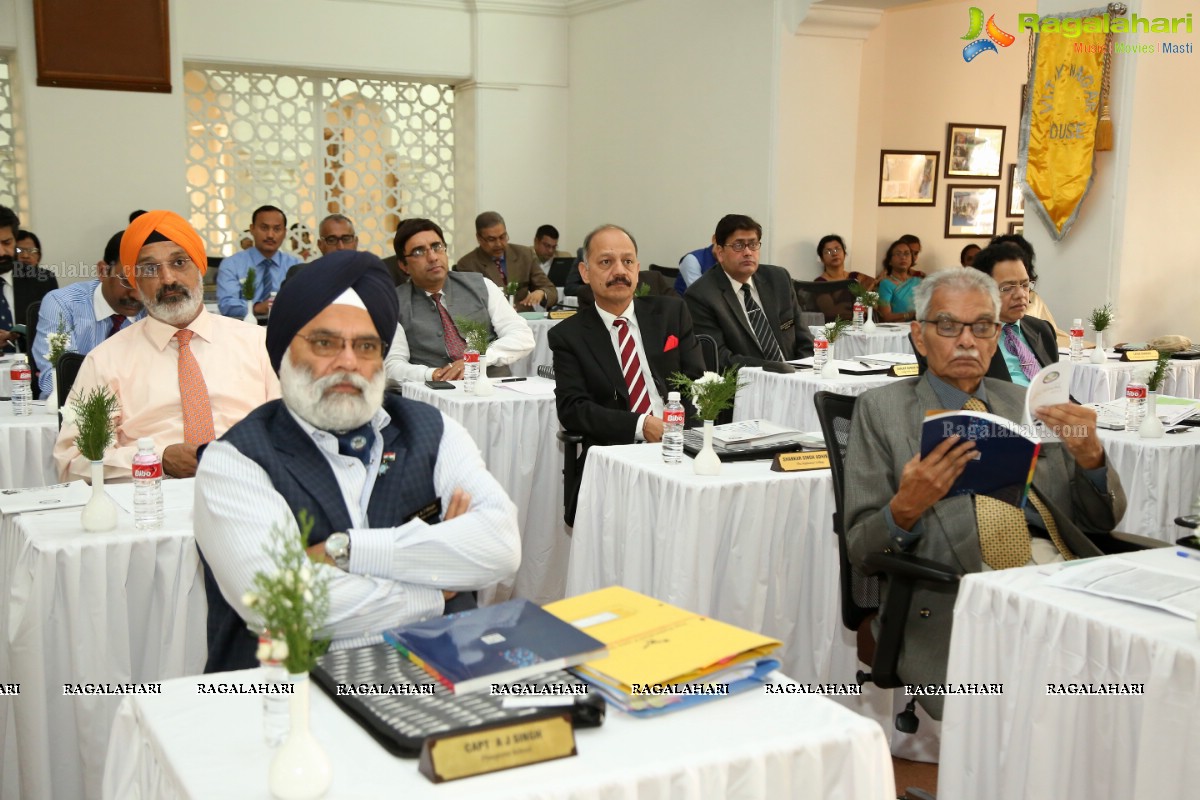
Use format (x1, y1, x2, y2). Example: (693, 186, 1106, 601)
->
(544, 586, 780, 692)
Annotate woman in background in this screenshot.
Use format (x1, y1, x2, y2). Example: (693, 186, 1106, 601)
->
(876, 239, 921, 322)
(814, 235, 875, 289)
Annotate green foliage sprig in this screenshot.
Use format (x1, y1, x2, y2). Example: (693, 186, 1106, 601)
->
(71, 386, 119, 461)
(1146, 351, 1172, 392)
(1089, 303, 1113, 332)
(46, 314, 72, 366)
(670, 366, 747, 422)
(505, 280, 521, 298)
(848, 282, 880, 308)
(241, 266, 257, 302)
(454, 317, 491, 355)
(824, 318, 853, 344)
(634, 282, 651, 298)
(243, 510, 331, 674)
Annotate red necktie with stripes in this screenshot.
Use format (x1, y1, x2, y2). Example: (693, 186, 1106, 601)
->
(107, 314, 124, 339)
(612, 318, 650, 414)
(431, 292, 466, 360)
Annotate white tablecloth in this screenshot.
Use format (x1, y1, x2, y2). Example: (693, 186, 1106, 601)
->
(508, 317, 561, 378)
(818, 325, 914, 360)
(1100, 429, 1200, 540)
(0, 403, 59, 490)
(402, 378, 569, 605)
(734, 367, 900, 432)
(102, 668, 895, 800)
(1070, 359, 1200, 403)
(0, 481, 207, 800)
(940, 548, 1200, 800)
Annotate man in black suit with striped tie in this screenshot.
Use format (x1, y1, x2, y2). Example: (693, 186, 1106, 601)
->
(684, 214, 813, 369)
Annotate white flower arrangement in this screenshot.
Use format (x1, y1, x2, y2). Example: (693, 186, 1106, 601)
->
(46, 314, 73, 366)
(670, 367, 746, 422)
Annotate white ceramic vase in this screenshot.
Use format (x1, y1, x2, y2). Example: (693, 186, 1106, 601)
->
(474, 354, 494, 396)
(820, 342, 840, 378)
(268, 675, 332, 800)
(693, 420, 721, 476)
(245, 302, 258, 325)
(862, 306, 877, 334)
(80, 460, 118, 532)
(1089, 330, 1107, 364)
(1138, 391, 1165, 439)
(45, 370, 59, 415)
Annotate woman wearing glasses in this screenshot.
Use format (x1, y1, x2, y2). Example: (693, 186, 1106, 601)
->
(814, 235, 875, 289)
(876, 239, 921, 322)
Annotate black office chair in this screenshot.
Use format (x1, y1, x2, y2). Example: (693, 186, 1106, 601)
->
(794, 279, 856, 323)
(647, 264, 680, 282)
(56, 352, 87, 412)
(540, 363, 583, 527)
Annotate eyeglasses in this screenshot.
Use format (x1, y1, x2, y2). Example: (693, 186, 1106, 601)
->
(115, 257, 195, 287)
(321, 234, 357, 246)
(921, 317, 1002, 338)
(721, 240, 761, 252)
(998, 280, 1035, 295)
(404, 242, 447, 260)
(294, 333, 386, 360)
(15, 247, 40, 257)
(822, 247, 844, 256)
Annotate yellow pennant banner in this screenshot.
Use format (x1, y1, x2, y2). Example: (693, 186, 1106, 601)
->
(1022, 10, 1107, 240)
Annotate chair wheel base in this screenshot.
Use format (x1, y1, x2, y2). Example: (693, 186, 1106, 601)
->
(895, 697, 920, 734)
(855, 670, 871, 686)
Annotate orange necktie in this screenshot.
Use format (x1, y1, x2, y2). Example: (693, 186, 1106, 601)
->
(175, 329, 215, 445)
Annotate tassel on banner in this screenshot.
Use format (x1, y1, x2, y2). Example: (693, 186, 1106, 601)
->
(1095, 3, 1128, 152)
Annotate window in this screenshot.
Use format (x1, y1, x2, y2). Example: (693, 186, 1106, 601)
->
(0, 54, 22, 217)
(184, 66, 455, 258)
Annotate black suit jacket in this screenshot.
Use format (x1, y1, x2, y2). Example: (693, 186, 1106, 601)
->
(684, 263, 813, 368)
(8, 266, 59, 369)
(549, 295, 705, 448)
(913, 314, 1059, 383)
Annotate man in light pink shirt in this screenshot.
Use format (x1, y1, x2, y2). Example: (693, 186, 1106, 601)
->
(54, 211, 280, 481)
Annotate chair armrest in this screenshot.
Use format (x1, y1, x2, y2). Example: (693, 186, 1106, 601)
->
(557, 431, 583, 446)
(862, 551, 962, 584)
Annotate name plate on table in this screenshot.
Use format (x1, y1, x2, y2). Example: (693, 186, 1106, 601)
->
(889, 363, 920, 377)
(419, 713, 576, 783)
(548, 310, 577, 320)
(771, 451, 831, 472)
(1120, 349, 1160, 362)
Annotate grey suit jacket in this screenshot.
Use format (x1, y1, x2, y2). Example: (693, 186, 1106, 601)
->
(455, 244, 558, 307)
(684, 263, 813, 368)
(844, 376, 1125, 718)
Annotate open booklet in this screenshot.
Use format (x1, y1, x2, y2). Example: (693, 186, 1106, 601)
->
(921, 410, 1039, 502)
(1045, 557, 1200, 620)
(707, 419, 805, 447)
(1022, 361, 1073, 442)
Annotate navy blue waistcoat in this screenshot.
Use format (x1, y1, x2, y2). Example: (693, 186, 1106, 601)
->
(201, 393, 474, 672)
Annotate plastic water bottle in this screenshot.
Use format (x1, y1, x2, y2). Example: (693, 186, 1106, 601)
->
(662, 391, 685, 463)
(1124, 381, 1147, 431)
(852, 300, 865, 331)
(10, 356, 32, 416)
(1069, 319, 1085, 362)
(260, 636, 289, 746)
(132, 437, 164, 530)
(462, 347, 480, 392)
(813, 332, 829, 371)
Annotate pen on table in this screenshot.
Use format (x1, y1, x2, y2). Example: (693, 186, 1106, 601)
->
(501, 377, 526, 382)
(1175, 550, 1200, 562)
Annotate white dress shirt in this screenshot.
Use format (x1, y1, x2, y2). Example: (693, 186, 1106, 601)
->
(384, 279, 535, 383)
(724, 268, 767, 323)
(194, 405, 521, 651)
(594, 301, 663, 441)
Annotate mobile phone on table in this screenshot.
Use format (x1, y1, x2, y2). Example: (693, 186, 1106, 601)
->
(424, 380, 456, 390)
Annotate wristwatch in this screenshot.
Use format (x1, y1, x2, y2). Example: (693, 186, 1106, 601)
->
(325, 532, 351, 570)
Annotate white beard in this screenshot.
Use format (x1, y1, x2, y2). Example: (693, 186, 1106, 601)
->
(279, 354, 385, 433)
(142, 283, 202, 326)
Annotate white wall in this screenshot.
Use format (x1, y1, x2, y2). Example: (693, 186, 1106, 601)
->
(10, 0, 568, 282)
(0, 0, 15, 48)
(566, 0, 777, 268)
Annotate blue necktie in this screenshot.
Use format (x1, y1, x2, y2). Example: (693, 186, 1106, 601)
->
(259, 259, 276, 300)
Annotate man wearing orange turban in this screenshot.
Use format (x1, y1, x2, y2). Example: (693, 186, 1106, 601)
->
(54, 211, 280, 482)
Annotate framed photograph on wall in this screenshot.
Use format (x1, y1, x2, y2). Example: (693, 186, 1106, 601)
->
(1007, 164, 1025, 217)
(945, 185, 999, 238)
(944, 123, 1005, 178)
(878, 150, 940, 206)
(1009, 222, 1024, 235)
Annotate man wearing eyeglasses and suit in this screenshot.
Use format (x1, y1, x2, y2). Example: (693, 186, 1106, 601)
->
(385, 218, 533, 383)
(844, 268, 1124, 720)
(54, 211, 279, 482)
(684, 214, 813, 369)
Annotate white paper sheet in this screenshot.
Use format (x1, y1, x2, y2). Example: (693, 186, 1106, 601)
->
(1023, 362, 1073, 441)
(0, 480, 91, 514)
(1045, 557, 1200, 619)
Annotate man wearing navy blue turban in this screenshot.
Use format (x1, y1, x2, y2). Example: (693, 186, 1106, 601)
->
(194, 250, 521, 672)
